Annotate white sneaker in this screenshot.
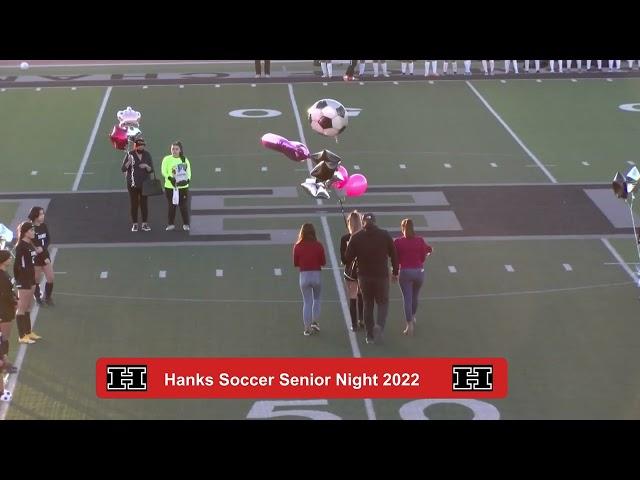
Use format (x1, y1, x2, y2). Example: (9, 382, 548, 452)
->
(165, 225, 175, 231)
(131, 223, 139, 232)
(183, 225, 190, 231)
(265, 74, 270, 78)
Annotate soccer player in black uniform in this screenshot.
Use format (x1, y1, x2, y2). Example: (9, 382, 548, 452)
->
(0, 250, 18, 374)
(28, 207, 55, 306)
(13, 222, 41, 344)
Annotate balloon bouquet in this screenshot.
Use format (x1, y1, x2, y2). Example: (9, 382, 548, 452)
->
(109, 106, 143, 152)
(612, 165, 640, 284)
(260, 98, 368, 225)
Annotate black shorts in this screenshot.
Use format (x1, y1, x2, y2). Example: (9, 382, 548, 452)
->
(0, 308, 15, 323)
(15, 275, 35, 290)
(34, 251, 51, 267)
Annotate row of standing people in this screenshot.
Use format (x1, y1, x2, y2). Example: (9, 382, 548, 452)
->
(293, 211, 432, 343)
(339, 60, 640, 78)
(0, 207, 56, 399)
(121, 139, 192, 232)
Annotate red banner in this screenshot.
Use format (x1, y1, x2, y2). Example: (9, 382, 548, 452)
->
(97, 358, 507, 399)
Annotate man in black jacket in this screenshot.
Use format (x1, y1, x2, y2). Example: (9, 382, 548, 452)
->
(344, 213, 399, 343)
(121, 138, 154, 232)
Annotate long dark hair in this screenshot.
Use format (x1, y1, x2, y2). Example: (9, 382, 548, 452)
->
(172, 141, 186, 163)
(28, 206, 44, 223)
(16, 221, 34, 242)
(296, 223, 317, 245)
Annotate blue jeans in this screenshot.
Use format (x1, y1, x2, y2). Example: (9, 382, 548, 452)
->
(399, 268, 424, 323)
(299, 271, 322, 328)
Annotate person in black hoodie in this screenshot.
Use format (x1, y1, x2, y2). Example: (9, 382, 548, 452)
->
(28, 206, 55, 306)
(13, 222, 42, 344)
(344, 213, 399, 344)
(121, 137, 154, 232)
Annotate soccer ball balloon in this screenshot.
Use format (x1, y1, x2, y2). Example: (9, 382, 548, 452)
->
(307, 99, 348, 137)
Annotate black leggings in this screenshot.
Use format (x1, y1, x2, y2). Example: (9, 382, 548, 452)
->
(165, 188, 190, 225)
(128, 186, 148, 223)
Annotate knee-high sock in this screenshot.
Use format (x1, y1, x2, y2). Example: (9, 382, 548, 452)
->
(432, 61, 438, 74)
(489, 60, 495, 72)
(16, 314, 28, 338)
(327, 62, 333, 77)
(401, 62, 407, 73)
(45, 282, 53, 299)
(464, 60, 471, 73)
(408, 61, 414, 74)
(359, 61, 365, 75)
(535, 60, 540, 71)
(381, 62, 388, 75)
(349, 299, 358, 328)
(373, 62, 379, 76)
(628, 60, 634, 69)
(482, 60, 488, 73)
(586, 60, 592, 70)
(616, 60, 621, 70)
(424, 61, 430, 76)
(513, 60, 519, 73)
(451, 61, 457, 73)
(443, 61, 449, 74)
(525, 60, 530, 71)
(577, 59, 582, 70)
(320, 62, 327, 76)
(505, 60, 511, 73)
(550, 60, 555, 72)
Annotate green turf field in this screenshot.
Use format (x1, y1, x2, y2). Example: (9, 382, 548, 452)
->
(2, 70, 640, 419)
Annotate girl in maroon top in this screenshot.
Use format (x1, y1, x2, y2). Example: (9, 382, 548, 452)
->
(293, 223, 326, 336)
(393, 218, 433, 335)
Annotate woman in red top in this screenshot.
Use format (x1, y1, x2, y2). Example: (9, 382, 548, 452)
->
(293, 223, 326, 336)
(393, 218, 433, 335)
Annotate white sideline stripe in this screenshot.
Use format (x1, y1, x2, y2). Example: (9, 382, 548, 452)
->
(54, 271, 67, 274)
(448, 266, 457, 273)
(159, 270, 166, 278)
(64, 172, 93, 175)
(0, 248, 58, 420)
(601, 238, 639, 285)
(73, 86, 111, 191)
(216, 269, 223, 277)
(563, 263, 573, 271)
(288, 82, 376, 421)
(465, 81, 557, 183)
(100, 271, 108, 279)
(505, 264, 515, 272)
(48, 280, 634, 305)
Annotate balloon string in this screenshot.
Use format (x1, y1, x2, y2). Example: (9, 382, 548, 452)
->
(338, 198, 348, 230)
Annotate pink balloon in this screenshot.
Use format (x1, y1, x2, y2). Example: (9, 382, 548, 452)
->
(344, 173, 368, 197)
(334, 165, 349, 189)
(261, 133, 309, 162)
(109, 124, 128, 150)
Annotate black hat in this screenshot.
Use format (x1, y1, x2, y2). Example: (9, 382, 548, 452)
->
(362, 212, 376, 224)
(134, 138, 146, 146)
